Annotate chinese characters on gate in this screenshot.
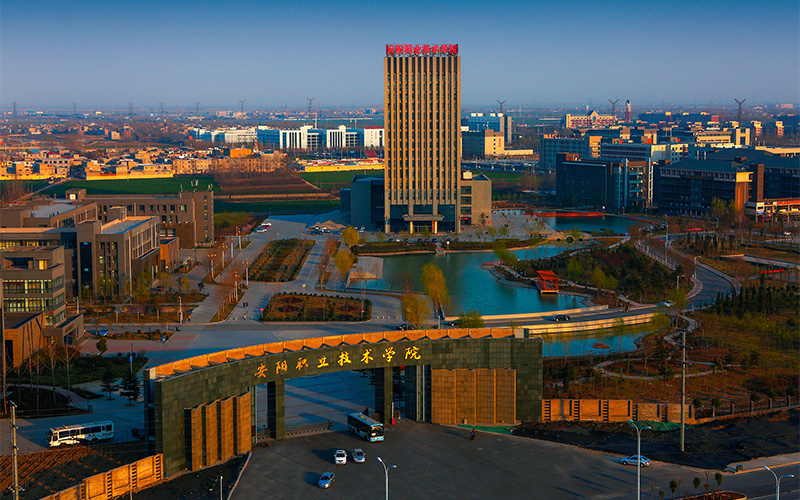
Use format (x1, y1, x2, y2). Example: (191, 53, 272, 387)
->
(386, 44, 458, 56)
(253, 345, 422, 379)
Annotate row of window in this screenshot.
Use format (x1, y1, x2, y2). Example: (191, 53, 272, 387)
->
(2, 276, 65, 294)
(4, 293, 65, 312)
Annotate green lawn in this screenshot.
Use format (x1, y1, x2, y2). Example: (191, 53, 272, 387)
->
(41, 177, 221, 196)
(479, 171, 524, 182)
(300, 170, 382, 190)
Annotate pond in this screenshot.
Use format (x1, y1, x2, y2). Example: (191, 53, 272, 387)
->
(544, 215, 643, 234)
(373, 245, 586, 316)
(537, 328, 646, 358)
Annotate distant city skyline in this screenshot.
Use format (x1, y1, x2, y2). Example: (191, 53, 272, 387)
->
(2, 0, 798, 109)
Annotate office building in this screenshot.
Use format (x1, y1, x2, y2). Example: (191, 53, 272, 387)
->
(66, 188, 213, 248)
(540, 135, 601, 172)
(1, 246, 67, 326)
(462, 129, 504, 159)
(383, 43, 462, 233)
(562, 111, 617, 129)
(465, 113, 512, 144)
(556, 154, 645, 211)
(655, 159, 752, 216)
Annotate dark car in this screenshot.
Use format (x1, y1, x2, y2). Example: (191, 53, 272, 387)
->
(551, 315, 571, 322)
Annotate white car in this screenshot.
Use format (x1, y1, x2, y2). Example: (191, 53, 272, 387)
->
(351, 448, 365, 463)
(621, 455, 651, 467)
(334, 449, 347, 465)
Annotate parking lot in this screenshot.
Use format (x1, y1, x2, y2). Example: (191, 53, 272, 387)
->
(232, 419, 746, 500)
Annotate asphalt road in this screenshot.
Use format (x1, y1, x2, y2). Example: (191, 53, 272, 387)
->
(233, 420, 800, 500)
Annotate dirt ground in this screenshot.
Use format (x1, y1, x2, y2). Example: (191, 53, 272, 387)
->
(513, 409, 799, 470)
(132, 455, 247, 500)
(4, 442, 147, 500)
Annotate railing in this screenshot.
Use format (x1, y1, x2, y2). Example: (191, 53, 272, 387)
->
(285, 420, 333, 437)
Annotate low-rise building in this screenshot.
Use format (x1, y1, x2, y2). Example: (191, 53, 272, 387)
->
(1, 246, 67, 326)
(461, 129, 504, 159)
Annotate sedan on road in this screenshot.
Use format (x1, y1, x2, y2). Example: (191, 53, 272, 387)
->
(620, 455, 651, 467)
(334, 449, 347, 465)
(318, 472, 335, 488)
(551, 315, 570, 322)
(351, 449, 365, 463)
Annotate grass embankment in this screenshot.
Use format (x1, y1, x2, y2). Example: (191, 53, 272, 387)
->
(215, 199, 340, 215)
(41, 177, 221, 196)
(355, 237, 544, 254)
(260, 293, 371, 322)
(249, 239, 314, 282)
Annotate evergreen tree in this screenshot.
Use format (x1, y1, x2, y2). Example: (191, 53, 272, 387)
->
(119, 372, 141, 405)
(100, 371, 117, 399)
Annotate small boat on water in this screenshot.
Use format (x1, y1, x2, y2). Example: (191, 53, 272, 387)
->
(593, 342, 611, 349)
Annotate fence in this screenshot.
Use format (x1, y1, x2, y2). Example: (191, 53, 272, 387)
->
(39, 454, 163, 500)
(542, 397, 799, 424)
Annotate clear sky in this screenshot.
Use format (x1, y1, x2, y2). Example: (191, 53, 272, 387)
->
(2, 0, 798, 110)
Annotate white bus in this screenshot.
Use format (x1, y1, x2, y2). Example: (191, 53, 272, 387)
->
(346, 412, 384, 442)
(47, 420, 114, 447)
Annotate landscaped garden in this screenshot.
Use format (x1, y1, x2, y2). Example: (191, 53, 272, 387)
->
(260, 292, 371, 321)
(248, 239, 314, 282)
(515, 242, 691, 303)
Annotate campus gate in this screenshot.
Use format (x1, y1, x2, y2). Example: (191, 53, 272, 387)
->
(144, 328, 542, 476)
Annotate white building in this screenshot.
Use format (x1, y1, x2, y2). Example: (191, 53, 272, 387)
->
(359, 127, 384, 148)
(190, 128, 257, 144)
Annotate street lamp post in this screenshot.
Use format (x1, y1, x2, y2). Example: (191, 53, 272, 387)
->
(763, 465, 795, 500)
(628, 420, 651, 500)
(376, 457, 396, 500)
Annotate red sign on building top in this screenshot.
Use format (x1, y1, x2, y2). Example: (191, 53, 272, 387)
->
(386, 44, 458, 56)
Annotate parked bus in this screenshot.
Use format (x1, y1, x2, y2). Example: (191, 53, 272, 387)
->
(346, 412, 384, 442)
(47, 420, 114, 447)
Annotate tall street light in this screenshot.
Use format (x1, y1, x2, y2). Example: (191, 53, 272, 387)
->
(628, 419, 651, 500)
(376, 456, 396, 500)
(763, 465, 795, 500)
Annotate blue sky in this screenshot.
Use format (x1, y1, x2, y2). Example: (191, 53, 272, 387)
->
(2, 0, 798, 109)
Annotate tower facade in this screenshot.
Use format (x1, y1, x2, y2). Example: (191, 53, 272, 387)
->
(383, 44, 461, 234)
(624, 99, 632, 122)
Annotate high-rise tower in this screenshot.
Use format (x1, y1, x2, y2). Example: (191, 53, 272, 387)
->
(624, 99, 631, 122)
(383, 43, 461, 234)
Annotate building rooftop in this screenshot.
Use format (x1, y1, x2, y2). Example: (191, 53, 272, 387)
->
(28, 202, 79, 218)
(101, 216, 156, 235)
(4, 313, 42, 331)
(0, 226, 76, 235)
(666, 159, 749, 173)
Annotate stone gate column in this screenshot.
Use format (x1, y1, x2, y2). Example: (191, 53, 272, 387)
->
(374, 367, 393, 423)
(267, 379, 285, 439)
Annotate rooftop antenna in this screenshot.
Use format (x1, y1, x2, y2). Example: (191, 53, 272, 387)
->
(239, 100, 246, 113)
(496, 99, 506, 114)
(307, 97, 314, 115)
(735, 98, 746, 124)
(608, 99, 619, 117)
